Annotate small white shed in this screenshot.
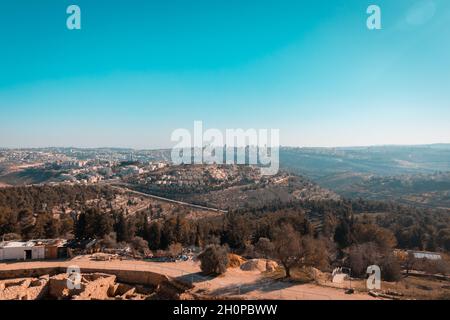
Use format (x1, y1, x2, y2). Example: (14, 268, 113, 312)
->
(0, 241, 45, 261)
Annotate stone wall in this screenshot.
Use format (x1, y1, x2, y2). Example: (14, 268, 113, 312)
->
(0, 266, 193, 289)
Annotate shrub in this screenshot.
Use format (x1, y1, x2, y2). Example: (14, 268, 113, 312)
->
(130, 236, 149, 254)
(346, 243, 380, 277)
(168, 242, 183, 257)
(255, 237, 274, 258)
(198, 245, 229, 275)
(99, 232, 118, 248)
(381, 254, 402, 282)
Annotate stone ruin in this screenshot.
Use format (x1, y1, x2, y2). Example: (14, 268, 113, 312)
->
(0, 272, 191, 300)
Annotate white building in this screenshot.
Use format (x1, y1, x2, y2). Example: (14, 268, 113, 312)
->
(411, 251, 442, 260)
(0, 241, 45, 261)
(119, 165, 143, 177)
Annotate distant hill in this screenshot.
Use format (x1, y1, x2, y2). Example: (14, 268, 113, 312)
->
(178, 175, 339, 211)
(126, 164, 339, 211)
(280, 145, 450, 209)
(0, 168, 62, 185)
(318, 172, 450, 210)
(280, 144, 450, 178)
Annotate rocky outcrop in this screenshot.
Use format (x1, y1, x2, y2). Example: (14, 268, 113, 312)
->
(266, 260, 279, 272)
(240, 259, 279, 272)
(227, 254, 246, 268)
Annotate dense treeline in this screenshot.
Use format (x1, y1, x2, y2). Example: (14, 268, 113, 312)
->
(1, 182, 449, 281)
(0, 185, 115, 240)
(70, 203, 406, 279)
(1, 184, 449, 255)
(1, 185, 449, 279)
(232, 198, 450, 252)
(72, 197, 449, 277)
(0, 185, 115, 213)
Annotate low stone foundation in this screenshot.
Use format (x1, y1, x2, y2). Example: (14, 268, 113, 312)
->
(0, 266, 193, 300)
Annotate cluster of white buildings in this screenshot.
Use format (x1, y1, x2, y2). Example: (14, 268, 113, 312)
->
(0, 150, 70, 165)
(57, 161, 168, 184)
(134, 164, 262, 189)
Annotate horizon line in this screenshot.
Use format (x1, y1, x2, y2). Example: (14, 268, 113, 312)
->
(1, 142, 450, 151)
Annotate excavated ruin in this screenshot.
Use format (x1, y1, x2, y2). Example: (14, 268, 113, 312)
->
(0, 271, 193, 300)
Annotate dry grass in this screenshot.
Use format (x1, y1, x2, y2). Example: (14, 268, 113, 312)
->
(382, 276, 450, 300)
(264, 265, 450, 300)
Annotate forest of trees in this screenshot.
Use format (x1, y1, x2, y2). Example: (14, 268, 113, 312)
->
(0, 185, 115, 213)
(0, 185, 114, 240)
(71, 198, 450, 278)
(1, 185, 449, 279)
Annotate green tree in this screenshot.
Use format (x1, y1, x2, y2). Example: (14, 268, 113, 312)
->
(75, 212, 87, 239)
(334, 218, 353, 249)
(114, 212, 130, 242)
(272, 224, 302, 278)
(198, 244, 229, 275)
(147, 221, 162, 250)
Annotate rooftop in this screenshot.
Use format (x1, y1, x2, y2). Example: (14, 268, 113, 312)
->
(0, 241, 35, 248)
(0, 239, 67, 249)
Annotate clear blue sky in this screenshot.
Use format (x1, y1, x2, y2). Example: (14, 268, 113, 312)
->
(0, 0, 449, 148)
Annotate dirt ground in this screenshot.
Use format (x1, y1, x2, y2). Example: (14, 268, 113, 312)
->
(0, 256, 377, 300)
